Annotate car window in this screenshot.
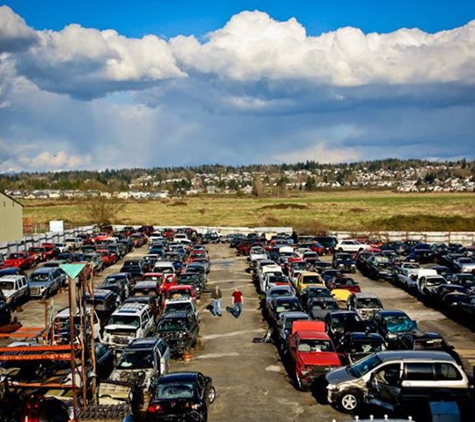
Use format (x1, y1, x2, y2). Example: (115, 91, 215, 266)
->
(434, 363, 462, 381)
(404, 363, 434, 381)
(157, 340, 167, 355)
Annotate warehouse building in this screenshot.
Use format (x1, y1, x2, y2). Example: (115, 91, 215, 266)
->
(0, 191, 24, 243)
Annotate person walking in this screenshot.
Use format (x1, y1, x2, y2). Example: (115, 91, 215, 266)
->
(211, 285, 223, 316)
(227, 287, 243, 318)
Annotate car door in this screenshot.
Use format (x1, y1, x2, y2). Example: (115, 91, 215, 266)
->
(369, 363, 402, 410)
(157, 340, 170, 375)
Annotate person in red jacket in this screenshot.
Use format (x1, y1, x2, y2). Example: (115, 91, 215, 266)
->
(227, 287, 243, 318)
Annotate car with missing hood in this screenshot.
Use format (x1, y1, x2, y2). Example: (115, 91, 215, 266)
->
(347, 292, 384, 321)
(109, 337, 170, 391)
(371, 310, 418, 347)
(155, 311, 199, 355)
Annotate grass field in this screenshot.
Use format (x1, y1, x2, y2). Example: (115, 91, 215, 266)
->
(22, 191, 475, 232)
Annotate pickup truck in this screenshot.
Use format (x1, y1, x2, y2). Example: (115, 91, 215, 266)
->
(288, 320, 341, 390)
(64, 237, 83, 251)
(0, 275, 29, 306)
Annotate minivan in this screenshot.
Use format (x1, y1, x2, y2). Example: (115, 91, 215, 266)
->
(325, 350, 470, 413)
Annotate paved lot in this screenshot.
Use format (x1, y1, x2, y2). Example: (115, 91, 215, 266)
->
(7, 243, 475, 421)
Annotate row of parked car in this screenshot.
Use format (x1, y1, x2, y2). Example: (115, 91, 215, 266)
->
(1, 226, 218, 422)
(235, 232, 474, 418)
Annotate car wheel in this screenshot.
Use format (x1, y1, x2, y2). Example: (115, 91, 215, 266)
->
(208, 386, 216, 403)
(337, 390, 362, 413)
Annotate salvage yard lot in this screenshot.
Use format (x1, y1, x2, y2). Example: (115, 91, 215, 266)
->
(23, 191, 475, 231)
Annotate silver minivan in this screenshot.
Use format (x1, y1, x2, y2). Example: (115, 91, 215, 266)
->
(326, 350, 470, 413)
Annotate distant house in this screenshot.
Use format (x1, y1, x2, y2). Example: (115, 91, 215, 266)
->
(0, 191, 24, 243)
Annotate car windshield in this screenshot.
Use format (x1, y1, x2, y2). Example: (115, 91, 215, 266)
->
(383, 314, 417, 333)
(302, 276, 322, 284)
(292, 262, 307, 270)
(107, 315, 140, 327)
(350, 341, 385, 354)
(356, 298, 382, 308)
(311, 301, 338, 311)
(348, 353, 383, 377)
(117, 350, 154, 369)
(269, 290, 292, 298)
(0, 281, 14, 290)
(8, 253, 23, 259)
(307, 288, 331, 298)
(165, 303, 192, 313)
(426, 277, 446, 286)
(156, 382, 195, 399)
(276, 301, 300, 312)
(297, 339, 334, 352)
(30, 273, 49, 281)
(157, 318, 188, 330)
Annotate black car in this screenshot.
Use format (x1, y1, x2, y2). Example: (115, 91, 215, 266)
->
(307, 296, 339, 321)
(337, 331, 387, 364)
(397, 330, 462, 365)
(146, 372, 216, 421)
(95, 342, 115, 380)
(332, 253, 356, 273)
(405, 249, 436, 264)
(324, 311, 366, 344)
(268, 296, 304, 326)
(178, 273, 205, 298)
(155, 311, 199, 355)
(120, 259, 147, 280)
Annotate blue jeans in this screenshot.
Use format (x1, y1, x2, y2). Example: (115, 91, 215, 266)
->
(213, 299, 222, 316)
(228, 302, 242, 318)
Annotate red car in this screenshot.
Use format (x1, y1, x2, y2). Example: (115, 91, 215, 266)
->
(4, 252, 36, 270)
(288, 321, 341, 390)
(40, 243, 57, 260)
(27, 246, 48, 263)
(310, 242, 326, 255)
(164, 284, 197, 303)
(329, 276, 361, 293)
(143, 272, 178, 297)
(97, 249, 117, 267)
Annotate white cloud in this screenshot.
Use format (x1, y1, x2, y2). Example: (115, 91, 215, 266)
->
(0, 6, 38, 53)
(171, 11, 475, 86)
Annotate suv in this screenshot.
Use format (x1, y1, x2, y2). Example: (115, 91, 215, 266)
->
(325, 350, 471, 413)
(109, 337, 170, 390)
(28, 267, 66, 299)
(0, 275, 29, 306)
(155, 311, 200, 355)
(103, 303, 155, 348)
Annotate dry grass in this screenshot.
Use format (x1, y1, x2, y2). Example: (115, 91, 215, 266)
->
(21, 191, 475, 231)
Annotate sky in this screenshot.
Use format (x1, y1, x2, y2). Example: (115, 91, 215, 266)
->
(0, 1, 474, 172)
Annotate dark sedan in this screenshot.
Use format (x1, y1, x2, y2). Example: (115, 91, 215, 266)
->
(146, 372, 216, 421)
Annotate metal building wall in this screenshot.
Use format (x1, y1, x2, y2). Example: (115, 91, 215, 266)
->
(0, 192, 23, 243)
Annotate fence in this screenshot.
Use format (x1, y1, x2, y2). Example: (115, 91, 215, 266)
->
(0, 226, 96, 256)
(2, 225, 475, 257)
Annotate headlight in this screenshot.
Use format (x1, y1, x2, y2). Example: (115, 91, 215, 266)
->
(327, 383, 339, 391)
(387, 332, 397, 339)
(191, 403, 200, 410)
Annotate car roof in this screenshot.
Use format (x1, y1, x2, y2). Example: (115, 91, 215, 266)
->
(158, 372, 200, 383)
(376, 350, 456, 362)
(31, 267, 55, 274)
(126, 337, 160, 349)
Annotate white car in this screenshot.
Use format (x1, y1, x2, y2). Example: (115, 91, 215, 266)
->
(0, 275, 29, 306)
(335, 239, 372, 253)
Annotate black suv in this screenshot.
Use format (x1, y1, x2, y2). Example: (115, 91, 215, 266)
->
(155, 311, 199, 355)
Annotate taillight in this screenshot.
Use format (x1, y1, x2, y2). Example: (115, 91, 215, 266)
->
(147, 403, 164, 413)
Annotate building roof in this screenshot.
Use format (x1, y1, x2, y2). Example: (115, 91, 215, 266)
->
(0, 191, 24, 207)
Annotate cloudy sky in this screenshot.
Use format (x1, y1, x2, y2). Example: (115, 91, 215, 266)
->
(0, 1, 474, 172)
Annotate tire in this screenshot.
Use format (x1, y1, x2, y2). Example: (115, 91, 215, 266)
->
(337, 390, 362, 413)
(208, 386, 216, 404)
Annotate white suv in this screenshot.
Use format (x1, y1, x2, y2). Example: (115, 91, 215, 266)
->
(103, 303, 155, 349)
(0, 275, 29, 306)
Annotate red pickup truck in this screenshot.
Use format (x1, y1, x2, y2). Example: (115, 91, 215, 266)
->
(288, 320, 341, 390)
(4, 252, 36, 270)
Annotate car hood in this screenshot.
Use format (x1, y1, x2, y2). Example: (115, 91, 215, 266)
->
(386, 319, 417, 333)
(325, 366, 357, 384)
(298, 352, 341, 367)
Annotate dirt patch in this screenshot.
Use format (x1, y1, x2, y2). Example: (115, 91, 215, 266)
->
(170, 200, 188, 206)
(349, 207, 365, 213)
(259, 203, 308, 210)
(370, 214, 475, 231)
